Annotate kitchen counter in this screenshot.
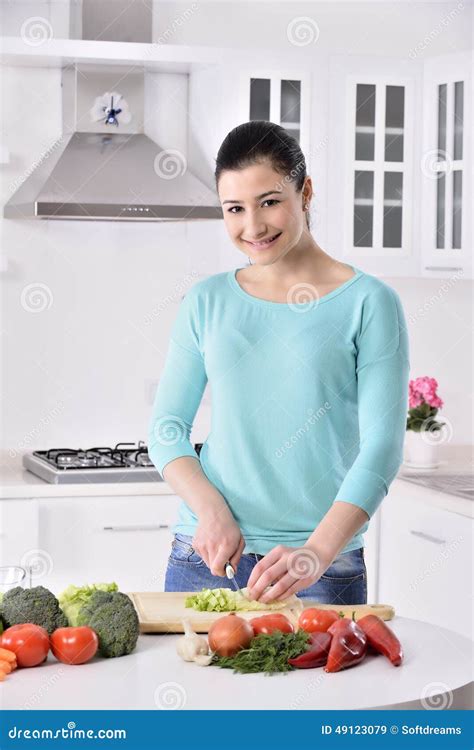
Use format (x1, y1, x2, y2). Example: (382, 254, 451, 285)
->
(1, 617, 472, 711)
(0, 451, 175, 499)
(1, 445, 472, 512)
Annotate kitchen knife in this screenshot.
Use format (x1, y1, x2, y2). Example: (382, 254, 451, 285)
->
(225, 562, 246, 598)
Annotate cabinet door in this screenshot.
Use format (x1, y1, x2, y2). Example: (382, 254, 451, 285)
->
(345, 78, 413, 259)
(38, 495, 181, 594)
(421, 51, 472, 279)
(0, 499, 40, 588)
(240, 70, 311, 160)
(363, 505, 381, 605)
(378, 483, 473, 639)
(328, 56, 420, 277)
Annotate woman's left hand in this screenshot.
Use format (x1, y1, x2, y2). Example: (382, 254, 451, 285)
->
(246, 543, 329, 603)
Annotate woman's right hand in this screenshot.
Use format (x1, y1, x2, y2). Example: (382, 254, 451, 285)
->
(192, 509, 245, 577)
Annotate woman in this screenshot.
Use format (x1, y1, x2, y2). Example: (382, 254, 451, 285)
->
(148, 121, 410, 606)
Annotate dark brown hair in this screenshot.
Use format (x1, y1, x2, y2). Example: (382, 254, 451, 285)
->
(215, 120, 310, 229)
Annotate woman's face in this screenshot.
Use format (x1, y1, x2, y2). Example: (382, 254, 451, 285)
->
(217, 160, 310, 266)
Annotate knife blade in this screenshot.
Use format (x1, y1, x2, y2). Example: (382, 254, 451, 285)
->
(225, 561, 246, 598)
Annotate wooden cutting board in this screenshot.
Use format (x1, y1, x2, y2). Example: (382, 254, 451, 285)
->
(128, 592, 395, 633)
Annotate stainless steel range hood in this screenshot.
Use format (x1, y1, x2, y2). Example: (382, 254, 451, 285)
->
(4, 131, 222, 221)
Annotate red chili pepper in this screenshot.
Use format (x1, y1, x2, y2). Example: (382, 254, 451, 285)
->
(324, 617, 367, 672)
(357, 614, 403, 666)
(288, 632, 332, 669)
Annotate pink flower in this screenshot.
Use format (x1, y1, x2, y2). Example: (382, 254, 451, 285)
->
(409, 376, 444, 410)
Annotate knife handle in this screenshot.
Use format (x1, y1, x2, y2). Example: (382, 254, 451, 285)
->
(225, 562, 235, 579)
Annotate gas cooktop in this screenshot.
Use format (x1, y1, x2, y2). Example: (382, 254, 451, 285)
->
(23, 441, 203, 485)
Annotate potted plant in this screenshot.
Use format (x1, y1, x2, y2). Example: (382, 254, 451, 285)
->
(404, 376, 446, 468)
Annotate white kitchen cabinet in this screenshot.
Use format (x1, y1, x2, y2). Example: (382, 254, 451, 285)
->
(420, 51, 472, 280)
(35, 495, 181, 594)
(0, 499, 39, 586)
(378, 481, 473, 640)
(239, 69, 311, 161)
(328, 55, 420, 278)
(363, 505, 380, 605)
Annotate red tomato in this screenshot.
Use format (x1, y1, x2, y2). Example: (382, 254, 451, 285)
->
(50, 626, 98, 665)
(298, 608, 341, 633)
(1, 624, 50, 667)
(250, 613, 294, 636)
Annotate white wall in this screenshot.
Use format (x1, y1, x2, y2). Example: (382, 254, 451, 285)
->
(1, 2, 472, 459)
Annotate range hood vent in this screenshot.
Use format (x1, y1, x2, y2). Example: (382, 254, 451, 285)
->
(5, 57, 222, 222)
(5, 131, 222, 221)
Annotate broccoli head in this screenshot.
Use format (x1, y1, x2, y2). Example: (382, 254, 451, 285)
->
(77, 591, 139, 658)
(0, 585, 68, 635)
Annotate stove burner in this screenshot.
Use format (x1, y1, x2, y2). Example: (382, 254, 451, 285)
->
(35, 442, 152, 471)
(26, 441, 204, 484)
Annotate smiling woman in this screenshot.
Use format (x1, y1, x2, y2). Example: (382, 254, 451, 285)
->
(148, 120, 410, 606)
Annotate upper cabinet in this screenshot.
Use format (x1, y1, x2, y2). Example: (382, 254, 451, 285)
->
(420, 51, 471, 279)
(328, 56, 420, 277)
(239, 70, 311, 163)
(347, 77, 413, 259)
(328, 53, 471, 278)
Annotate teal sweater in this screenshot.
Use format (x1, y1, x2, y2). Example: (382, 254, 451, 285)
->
(148, 265, 410, 556)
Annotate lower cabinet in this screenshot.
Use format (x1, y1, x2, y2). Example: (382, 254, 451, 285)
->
(35, 495, 181, 595)
(378, 481, 473, 640)
(0, 499, 40, 586)
(362, 506, 380, 605)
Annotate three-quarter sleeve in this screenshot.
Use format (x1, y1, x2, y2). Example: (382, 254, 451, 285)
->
(147, 287, 207, 477)
(333, 284, 410, 518)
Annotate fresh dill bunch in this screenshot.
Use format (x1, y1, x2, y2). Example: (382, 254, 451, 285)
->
(213, 630, 311, 675)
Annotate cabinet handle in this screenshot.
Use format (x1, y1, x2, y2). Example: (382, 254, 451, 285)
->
(103, 524, 170, 532)
(410, 529, 446, 544)
(424, 266, 463, 272)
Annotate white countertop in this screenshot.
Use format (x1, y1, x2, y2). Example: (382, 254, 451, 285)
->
(0, 451, 174, 499)
(0, 617, 472, 710)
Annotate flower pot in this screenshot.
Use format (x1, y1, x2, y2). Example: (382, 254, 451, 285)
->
(403, 428, 441, 469)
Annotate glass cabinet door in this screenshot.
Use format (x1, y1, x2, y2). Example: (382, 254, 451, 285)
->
(421, 51, 470, 277)
(435, 79, 464, 250)
(246, 73, 308, 150)
(350, 80, 408, 253)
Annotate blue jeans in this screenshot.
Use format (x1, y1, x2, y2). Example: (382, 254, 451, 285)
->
(164, 533, 367, 605)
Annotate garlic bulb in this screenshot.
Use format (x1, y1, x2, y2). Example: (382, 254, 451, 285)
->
(176, 618, 209, 662)
(193, 653, 214, 667)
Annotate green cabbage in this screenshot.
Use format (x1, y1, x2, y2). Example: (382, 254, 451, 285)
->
(58, 582, 118, 626)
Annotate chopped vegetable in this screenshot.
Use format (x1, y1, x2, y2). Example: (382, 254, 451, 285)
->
(357, 614, 403, 666)
(185, 587, 295, 613)
(324, 617, 367, 673)
(213, 630, 311, 674)
(288, 632, 332, 669)
(58, 583, 118, 627)
(176, 619, 209, 662)
(0, 586, 67, 635)
(208, 613, 254, 657)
